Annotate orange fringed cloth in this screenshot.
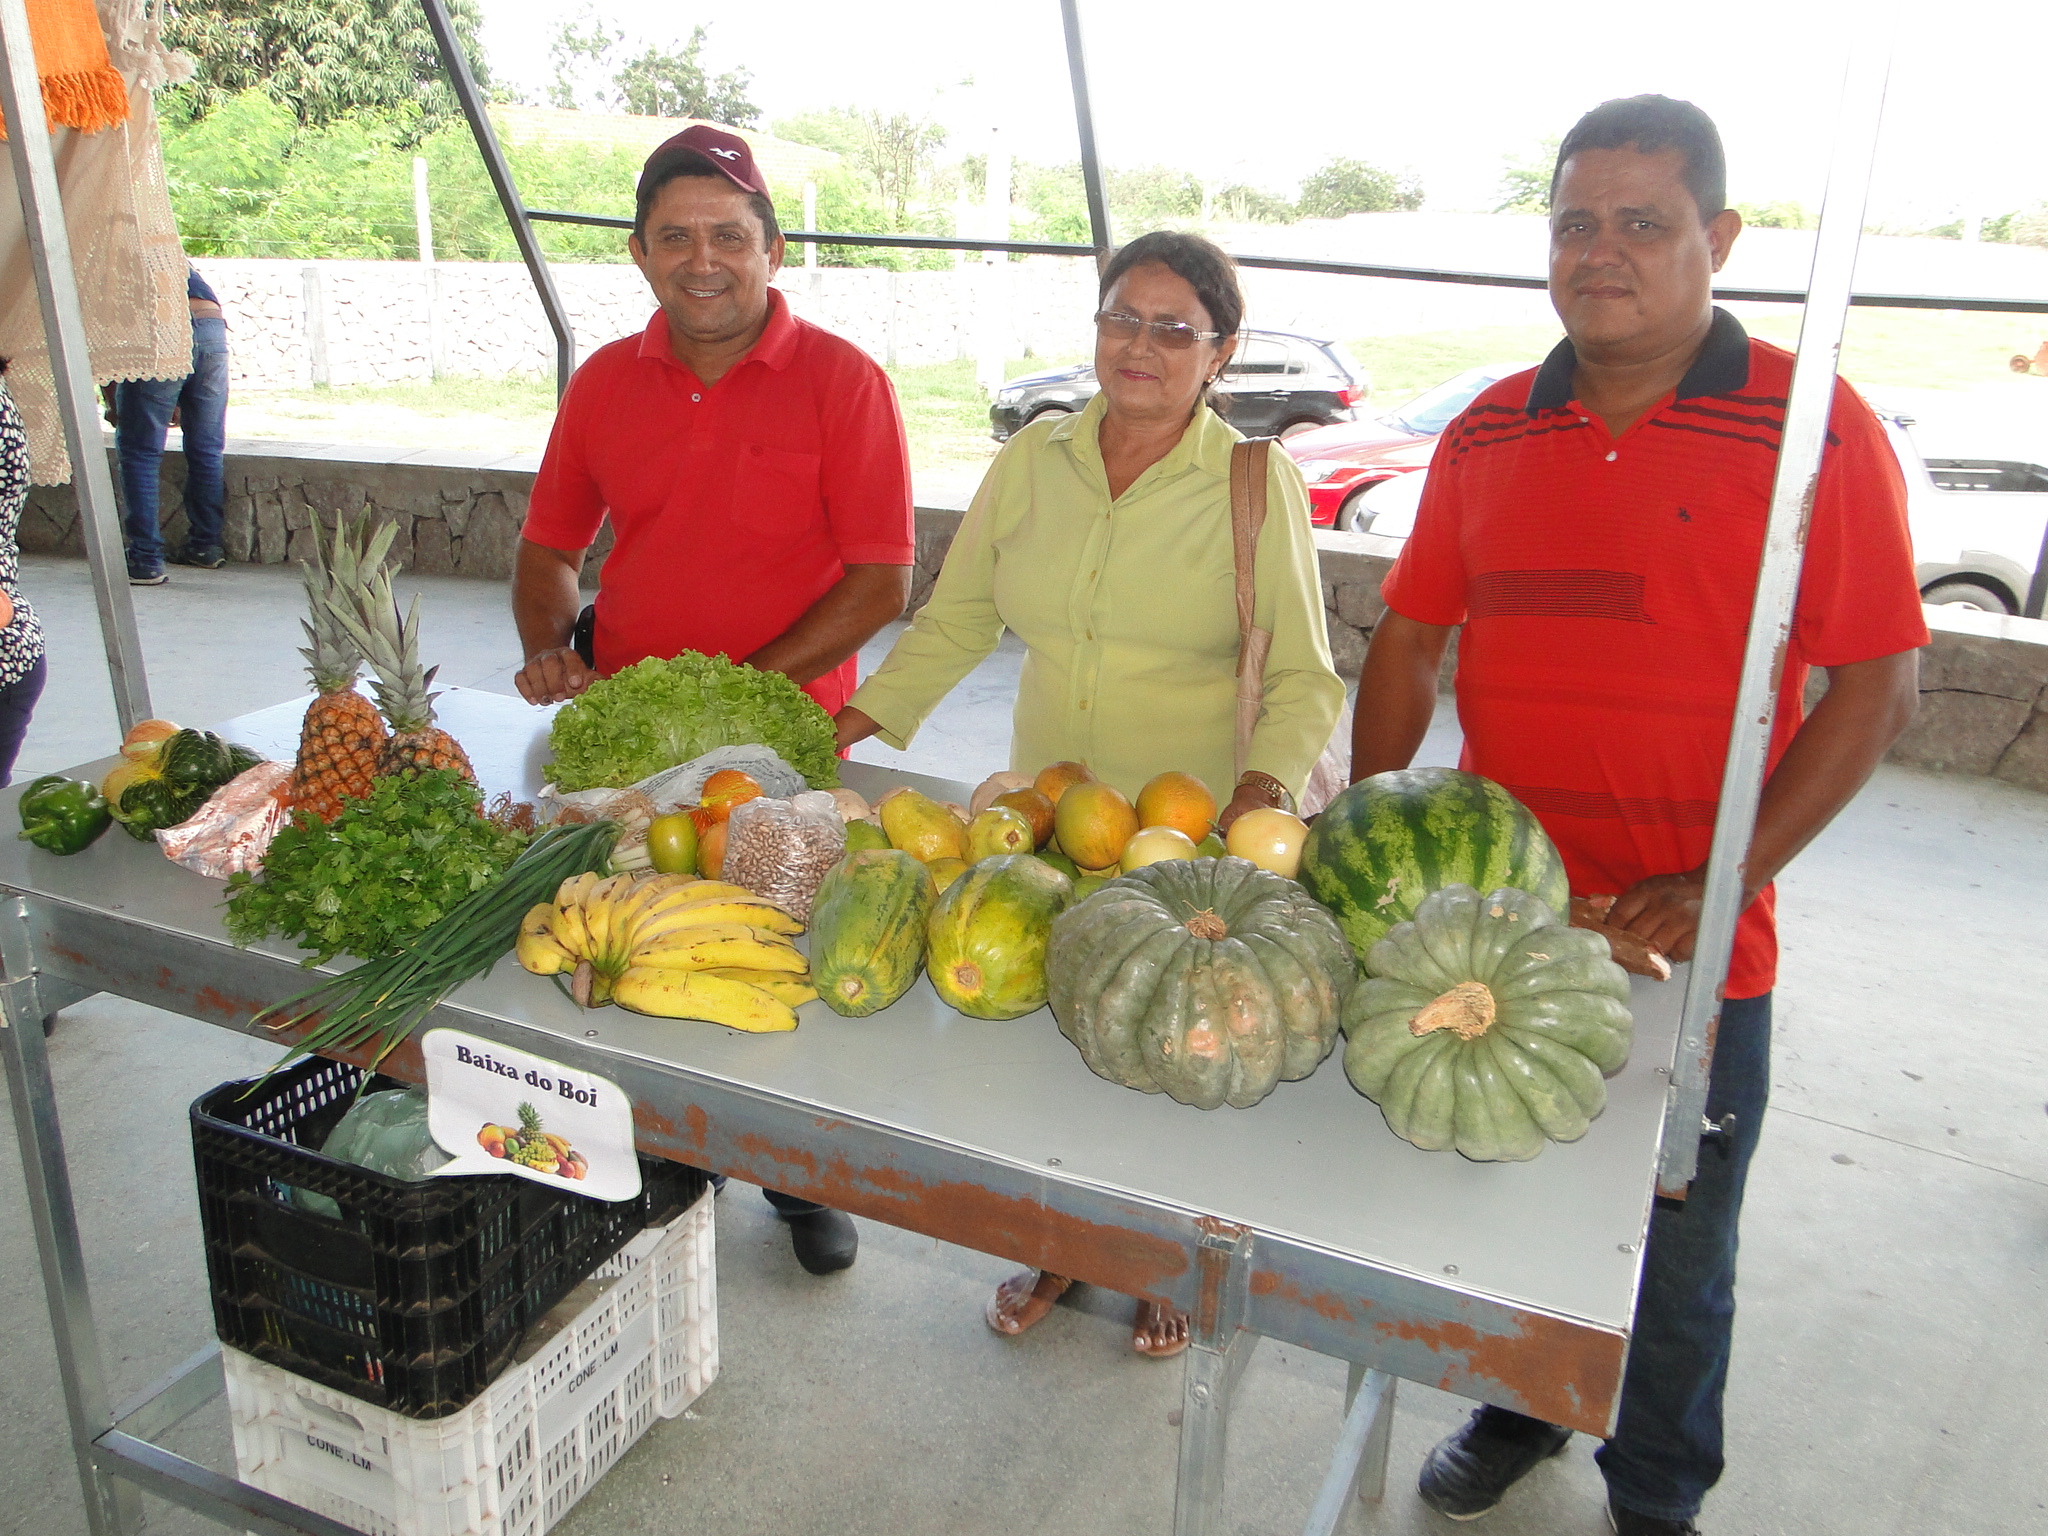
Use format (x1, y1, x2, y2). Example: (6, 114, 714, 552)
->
(0, 0, 130, 139)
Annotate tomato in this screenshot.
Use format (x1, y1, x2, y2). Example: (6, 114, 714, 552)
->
(646, 812, 699, 875)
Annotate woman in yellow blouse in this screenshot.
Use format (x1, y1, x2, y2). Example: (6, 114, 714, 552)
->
(834, 232, 1343, 1357)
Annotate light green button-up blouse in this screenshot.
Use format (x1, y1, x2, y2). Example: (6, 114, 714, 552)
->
(848, 392, 1345, 804)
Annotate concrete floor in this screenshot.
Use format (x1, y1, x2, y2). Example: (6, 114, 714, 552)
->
(1, 557, 2043, 1536)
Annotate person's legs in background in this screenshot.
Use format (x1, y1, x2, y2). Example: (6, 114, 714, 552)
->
(115, 377, 183, 582)
(0, 653, 48, 784)
(170, 316, 229, 566)
(761, 1188, 859, 1275)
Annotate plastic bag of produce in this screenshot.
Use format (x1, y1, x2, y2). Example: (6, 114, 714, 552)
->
(542, 744, 807, 821)
(289, 1086, 452, 1220)
(720, 791, 846, 922)
(157, 761, 291, 878)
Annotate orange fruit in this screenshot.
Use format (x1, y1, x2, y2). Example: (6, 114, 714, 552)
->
(699, 820, 729, 879)
(1033, 760, 1096, 805)
(1053, 780, 1139, 871)
(1135, 771, 1216, 842)
(991, 787, 1056, 847)
(1225, 808, 1309, 879)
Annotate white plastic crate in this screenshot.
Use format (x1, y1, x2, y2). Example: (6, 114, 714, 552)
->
(225, 1190, 717, 1536)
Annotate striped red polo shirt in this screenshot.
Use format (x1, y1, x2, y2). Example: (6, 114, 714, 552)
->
(1383, 309, 1928, 997)
(523, 290, 915, 714)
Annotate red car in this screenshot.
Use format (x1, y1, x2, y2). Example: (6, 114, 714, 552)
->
(1284, 361, 1538, 529)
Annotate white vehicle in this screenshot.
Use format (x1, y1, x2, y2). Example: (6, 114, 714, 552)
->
(1347, 415, 2048, 618)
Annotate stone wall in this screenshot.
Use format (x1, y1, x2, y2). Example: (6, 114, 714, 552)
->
(196, 257, 1103, 390)
(26, 445, 2048, 794)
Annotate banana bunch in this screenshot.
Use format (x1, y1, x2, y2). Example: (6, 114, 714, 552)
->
(517, 872, 815, 1032)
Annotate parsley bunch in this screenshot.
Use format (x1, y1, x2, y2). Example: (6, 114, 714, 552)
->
(227, 769, 528, 962)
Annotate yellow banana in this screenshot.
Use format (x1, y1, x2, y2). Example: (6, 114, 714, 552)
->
(613, 967, 799, 1033)
(630, 925, 809, 974)
(549, 899, 593, 960)
(632, 897, 805, 943)
(630, 879, 758, 927)
(702, 967, 818, 1007)
(556, 871, 601, 909)
(608, 873, 696, 932)
(516, 903, 576, 975)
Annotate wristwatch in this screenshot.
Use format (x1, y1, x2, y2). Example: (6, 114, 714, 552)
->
(1236, 770, 1295, 814)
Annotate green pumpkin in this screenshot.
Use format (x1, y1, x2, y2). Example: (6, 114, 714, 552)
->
(926, 854, 1073, 1019)
(1342, 885, 1633, 1161)
(810, 849, 933, 1017)
(1047, 857, 1356, 1109)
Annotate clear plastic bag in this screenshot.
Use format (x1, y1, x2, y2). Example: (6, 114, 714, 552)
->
(719, 792, 846, 922)
(290, 1087, 452, 1219)
(157, 760, 290, 878)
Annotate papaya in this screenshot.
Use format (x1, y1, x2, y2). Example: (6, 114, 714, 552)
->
(881, 788, 970, 864)
(926, 856, 970, 893)
(843, 818, 890, 853)
(926, 854, 1074, 1019)
(810, 849, 934, 1017)
(992, 787, 1056, 847)
(966, 805, 1035, 860)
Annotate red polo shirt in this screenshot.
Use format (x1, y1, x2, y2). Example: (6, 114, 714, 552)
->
(523, 289, 915, 714)
(1384, 310, 1928, 997)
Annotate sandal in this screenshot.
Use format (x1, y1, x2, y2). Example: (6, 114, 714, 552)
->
(1132, 1299, 1191, 1360)
(985, 1268, 1072, 1336)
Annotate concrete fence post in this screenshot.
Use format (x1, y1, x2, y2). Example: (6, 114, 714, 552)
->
(301, 265, 329, 387)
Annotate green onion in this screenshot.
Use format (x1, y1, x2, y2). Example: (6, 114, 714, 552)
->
(249, 819, 620, 1085)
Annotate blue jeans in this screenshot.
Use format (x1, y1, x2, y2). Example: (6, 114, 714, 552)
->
(1595, 991, 1772, 1520)
(1476, 992, 1771, 1522)
(116, 315, 229, 571)
(0, 653, 46, 786)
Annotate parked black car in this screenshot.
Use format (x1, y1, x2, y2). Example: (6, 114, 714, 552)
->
(989, 328, 1368, 442)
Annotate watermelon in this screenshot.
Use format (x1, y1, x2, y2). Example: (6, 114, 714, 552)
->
(1297, 768, 1570, 960)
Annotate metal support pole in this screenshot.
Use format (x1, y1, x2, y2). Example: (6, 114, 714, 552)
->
(2023, 514, 2048, 620)
(0, 900, 136, 1536)
(417, 0, 577, 398)
(1659, 30, 1895, 1193)
(0, 0, 152, 732)
(1175, 1224, 1256, 1536)
(1058, 0, 1112, 261)
(1303, 1365, 1396, 1535)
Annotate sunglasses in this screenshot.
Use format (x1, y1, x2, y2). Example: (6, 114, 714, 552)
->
(1093, 309, 1224, 351)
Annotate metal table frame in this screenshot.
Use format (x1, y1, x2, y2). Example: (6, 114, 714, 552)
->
(4, 702, 1692, 1536)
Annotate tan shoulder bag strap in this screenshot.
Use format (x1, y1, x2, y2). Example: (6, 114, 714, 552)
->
(1230, 438, 1274, 778)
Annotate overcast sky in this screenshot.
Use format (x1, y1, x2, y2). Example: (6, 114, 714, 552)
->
(475, 0, 2047, 230)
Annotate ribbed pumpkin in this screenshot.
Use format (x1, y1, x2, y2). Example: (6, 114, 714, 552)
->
(1047, 857, 1357, 1109)
(1299, 768, 1571, 961)
(810, 849, 933, 1017)
(926, 854, 1074, 1019)
(1342, 885, 1633, 1161)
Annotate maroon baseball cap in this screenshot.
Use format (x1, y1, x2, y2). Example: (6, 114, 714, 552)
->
(638, 124, 769, 198)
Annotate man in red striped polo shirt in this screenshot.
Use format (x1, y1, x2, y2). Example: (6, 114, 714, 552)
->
(1353, 97, 1925, 1535)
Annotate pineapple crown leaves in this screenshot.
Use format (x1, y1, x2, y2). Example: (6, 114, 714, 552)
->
(321, 560, 443, 735)
(299, 516, 399, 692)
(518, 1100, 543, 1134)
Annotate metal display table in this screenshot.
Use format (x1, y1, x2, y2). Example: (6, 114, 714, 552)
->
(2, 688, 1685, 1536)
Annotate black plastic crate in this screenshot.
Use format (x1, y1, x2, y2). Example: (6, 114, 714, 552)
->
(192, 1055, 704, 1419)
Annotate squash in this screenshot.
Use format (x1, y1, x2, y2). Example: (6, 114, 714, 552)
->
(810, 849, 934, 1017)
(1047, 856, 1356, 1109)
(1342, 885, 1633, 1161)
(926, 854, 1074, 1019)
(1299, 768, 1570, 960)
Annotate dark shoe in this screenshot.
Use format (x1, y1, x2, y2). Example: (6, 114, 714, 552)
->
(781, 1206, 858, 1274)
(1608, 1497, 1699, 1535)
(1417, 1406, 1572, 1520)
(170, 546, 226, 569)
(127, 568, 166, 586)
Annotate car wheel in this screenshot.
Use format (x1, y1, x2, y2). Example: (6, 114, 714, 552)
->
(1335, 488, 1377, 533)
(1921, 580, 2012, 614)
(1277, 419, 1322, 441)
(1024, 405, 1074, 429)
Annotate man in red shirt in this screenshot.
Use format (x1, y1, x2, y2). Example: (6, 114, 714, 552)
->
(513, 126, 916, 1275)
(1352, 98, 1924, 1535)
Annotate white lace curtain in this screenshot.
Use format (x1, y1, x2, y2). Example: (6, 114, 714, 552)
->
(0, 0, 196, 483)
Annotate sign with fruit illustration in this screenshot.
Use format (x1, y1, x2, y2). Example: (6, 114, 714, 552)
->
(421, 1028, 641, 1201)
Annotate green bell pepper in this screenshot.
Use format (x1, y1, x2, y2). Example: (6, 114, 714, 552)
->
(17, 775, 113, 855)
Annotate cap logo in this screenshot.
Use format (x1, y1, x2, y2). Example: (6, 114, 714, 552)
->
(706, 146, 740, 160)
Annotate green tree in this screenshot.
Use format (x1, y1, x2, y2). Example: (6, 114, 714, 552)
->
(547, 13, 757, 125)
(1495, 136, 1561, 215)
(164, 0, 488, 136)
(1296, 157, 1423, 219)
(1735, 200, 1816, 229)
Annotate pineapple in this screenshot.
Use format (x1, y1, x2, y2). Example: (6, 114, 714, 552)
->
(288, 518, 394, 820)
(324, 557, 477, 784)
